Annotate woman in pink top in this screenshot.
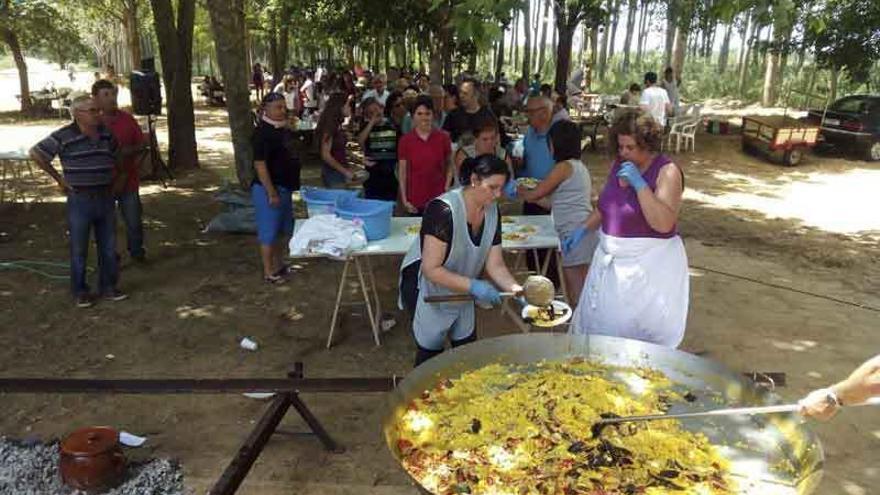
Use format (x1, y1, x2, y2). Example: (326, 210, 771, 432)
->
(566, 110, 689, 348)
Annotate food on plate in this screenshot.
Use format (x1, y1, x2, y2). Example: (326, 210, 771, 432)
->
(501, 232, 528, 242)
(523, 302, 570, 326)
(405, 224, 421, 235)
(394, 359, 734, 495)
(518, 224, 538, 234)
(516, 177, 540, 189)
(501, 216, 516, 224)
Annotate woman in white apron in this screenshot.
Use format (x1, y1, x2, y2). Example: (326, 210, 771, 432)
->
(563, 111, 688, 348)
(399, 155, 522, 366)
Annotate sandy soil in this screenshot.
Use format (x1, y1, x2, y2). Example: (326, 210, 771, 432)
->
(0, 105, 878, 495)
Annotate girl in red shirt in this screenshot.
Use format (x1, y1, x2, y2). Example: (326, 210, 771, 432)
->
(397, 95, 452, 214)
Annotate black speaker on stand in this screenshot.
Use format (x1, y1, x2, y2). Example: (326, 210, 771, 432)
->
(130, 59, 173, 185)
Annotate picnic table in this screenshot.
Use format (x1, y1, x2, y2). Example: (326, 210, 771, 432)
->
(291, 215, 564, 348)
(0, 148, 44, 204)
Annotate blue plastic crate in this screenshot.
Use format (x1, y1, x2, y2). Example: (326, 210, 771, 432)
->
(335, 197, 395, 241)
(301, 187, 360, 217)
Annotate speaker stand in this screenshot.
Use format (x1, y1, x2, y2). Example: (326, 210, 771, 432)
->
(145, 114, 173, 186)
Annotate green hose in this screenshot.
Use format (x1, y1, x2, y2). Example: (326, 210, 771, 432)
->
(0, 260, 82, 280)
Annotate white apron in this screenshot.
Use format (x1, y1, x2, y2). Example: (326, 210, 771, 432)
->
(570, 231, 689, 348)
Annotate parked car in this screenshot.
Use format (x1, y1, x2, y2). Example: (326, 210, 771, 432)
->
(806, 94, 880, 161)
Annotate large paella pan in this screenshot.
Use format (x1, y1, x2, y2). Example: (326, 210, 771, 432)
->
(382, 334, 823, 494)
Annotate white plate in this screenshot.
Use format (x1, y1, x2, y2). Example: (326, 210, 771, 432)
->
(521, 300, 572, 327)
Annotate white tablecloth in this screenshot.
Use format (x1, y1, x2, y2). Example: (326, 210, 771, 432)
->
(291, 215, 559, 259)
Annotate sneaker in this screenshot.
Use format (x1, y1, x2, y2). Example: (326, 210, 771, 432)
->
(103, 289, 129, 302)
(75, 294, 94, 308)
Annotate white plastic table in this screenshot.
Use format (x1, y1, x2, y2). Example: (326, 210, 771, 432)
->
(291, 215, 563, 348)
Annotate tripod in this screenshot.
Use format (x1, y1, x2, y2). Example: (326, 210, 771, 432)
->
(145, 114, 173, 186)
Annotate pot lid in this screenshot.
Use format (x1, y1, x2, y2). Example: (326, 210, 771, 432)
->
(60, 426, 119, 456)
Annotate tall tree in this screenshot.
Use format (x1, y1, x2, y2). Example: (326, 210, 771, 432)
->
(150, 0, 198, 169)
(717, 23, 732, 73)
(206, 0, 252, 186)
(537, 0, 550, 74)
(0, 0, 84, 113)
(761, 0, 795, 106)
(554, 0, 605, 93)
(597, 0, 610, 80)
(522, 0, 532, 82)
(91, 0, 143, 70)
(621, 0, 638, 72)
(635, 0, 649, 65)
(664, 0, 676, 67)
(607, 0, 620, 62)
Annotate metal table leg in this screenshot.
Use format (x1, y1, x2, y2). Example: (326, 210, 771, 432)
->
(353, 257, 380, 346)
(364, 256, 382, 330)
(326, 258, 351, 349)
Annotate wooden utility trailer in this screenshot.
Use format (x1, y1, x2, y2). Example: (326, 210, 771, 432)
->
(741, 115, 820, 166)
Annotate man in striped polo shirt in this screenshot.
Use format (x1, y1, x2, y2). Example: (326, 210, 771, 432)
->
(30, 95, 128, 308)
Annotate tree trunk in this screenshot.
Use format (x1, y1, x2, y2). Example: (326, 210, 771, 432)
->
(608, 0, 620, 63)
(122, 3, 142, 70)
(206, 0, 251, 186)
(671, 24, 687, 78)
(598, 2, 610, 80)
(635, 0, 648, 66)
(429, 31, 442, 83)
(512, 11, 520, 71)
(268, 17, 279, 81)
(554, 21, 575, 93)
(664, 0, 676, 68)
(495, 23, 506, 81)
(737, 13, 757, 96)
(522, 2, 532, 83)
(537, 0, 550, 74)
(762, 6, 792, 107)
(278, 0, 290, 77)
(829, 65, 838, 101)
(151, 0, 198, 170)
(0, 26, 30, 114)
(588, 22, 598, 89)
(718, 23, 732, 74)
(735, 11, 750, 79)
(621, 0, 637, 72)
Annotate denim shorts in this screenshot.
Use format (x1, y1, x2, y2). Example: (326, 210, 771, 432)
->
(252, 183, 294, 245)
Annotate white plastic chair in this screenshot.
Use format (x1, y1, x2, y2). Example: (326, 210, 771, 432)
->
(668, 117, 699, 153)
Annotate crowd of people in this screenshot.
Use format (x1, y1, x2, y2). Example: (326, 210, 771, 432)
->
(23, 59, 880, 456)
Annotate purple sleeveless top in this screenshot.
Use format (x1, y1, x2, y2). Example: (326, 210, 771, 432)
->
(598, 154, 678, 239)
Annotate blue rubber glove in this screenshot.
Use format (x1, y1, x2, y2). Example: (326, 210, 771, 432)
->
(616, 161, 648, 192)
(561, 226, 591, 255)
(469, 279, 502, 306)
(503, 179, 518, 198)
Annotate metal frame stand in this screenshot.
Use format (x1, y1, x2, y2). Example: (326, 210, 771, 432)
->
(145, 114, 173, 186)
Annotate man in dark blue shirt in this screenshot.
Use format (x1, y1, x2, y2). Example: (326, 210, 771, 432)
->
(30, 95, 127, 308)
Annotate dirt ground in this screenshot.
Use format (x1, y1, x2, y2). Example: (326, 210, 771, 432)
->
(1, 106, 878, 495)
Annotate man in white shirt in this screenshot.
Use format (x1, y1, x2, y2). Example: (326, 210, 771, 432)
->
(361, 74, 390, 106)
(639, 71, 672, 127)
(660, 67, 680, 116)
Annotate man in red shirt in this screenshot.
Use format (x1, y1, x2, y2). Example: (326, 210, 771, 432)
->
(92, 80, 148, 261)
(397, 95, 452, 215)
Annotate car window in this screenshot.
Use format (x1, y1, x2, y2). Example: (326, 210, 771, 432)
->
(831, 97, 868, 113)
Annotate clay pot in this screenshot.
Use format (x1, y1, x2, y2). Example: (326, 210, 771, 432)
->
(59, 426, 126, 492)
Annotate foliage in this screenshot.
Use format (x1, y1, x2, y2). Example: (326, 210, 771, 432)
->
(0, 0, 89, 67)
(800, 0, 880, 84)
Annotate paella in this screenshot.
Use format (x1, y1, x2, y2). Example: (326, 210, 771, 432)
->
(395, 358, 734, 494)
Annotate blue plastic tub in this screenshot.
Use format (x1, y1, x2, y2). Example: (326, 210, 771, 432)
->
(335, 197, 395, 241)
(301, 187, 359, 217)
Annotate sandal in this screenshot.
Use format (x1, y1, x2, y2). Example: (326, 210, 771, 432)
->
(263, 274, 286, 285)
(274, 263, 293, 277)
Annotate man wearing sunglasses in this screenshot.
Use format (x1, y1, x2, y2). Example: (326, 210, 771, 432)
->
(30, 95, 128, 308)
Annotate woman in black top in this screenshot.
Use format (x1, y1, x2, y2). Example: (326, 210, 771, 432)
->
(252, 92, 301, 284)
